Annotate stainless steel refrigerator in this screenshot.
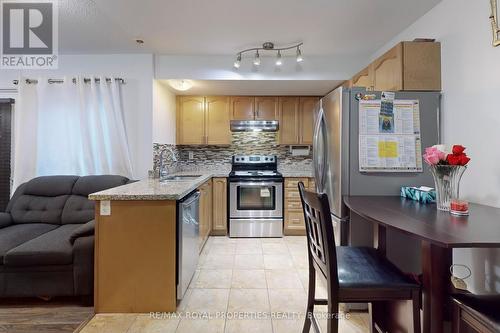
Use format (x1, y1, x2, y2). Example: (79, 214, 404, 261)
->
(313, 87, 441, 273)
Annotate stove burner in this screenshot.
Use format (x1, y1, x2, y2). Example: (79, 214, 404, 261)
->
(230, 155, 282, 179)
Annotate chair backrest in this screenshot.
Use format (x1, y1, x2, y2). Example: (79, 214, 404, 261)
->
(298, 182, 339, 290)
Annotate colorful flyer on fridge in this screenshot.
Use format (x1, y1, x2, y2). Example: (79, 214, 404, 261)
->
(379, 91, 395, 133)
(358, 99, 423, 172)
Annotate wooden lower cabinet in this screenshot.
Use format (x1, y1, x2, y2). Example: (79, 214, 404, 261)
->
(211, 178, 228, 235)
(94, 200, 177, 313)
(284, 177, 315, 236)
(198, 180, 212, 251)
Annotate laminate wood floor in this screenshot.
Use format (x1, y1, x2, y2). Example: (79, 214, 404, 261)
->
(0, 298, 93, 333)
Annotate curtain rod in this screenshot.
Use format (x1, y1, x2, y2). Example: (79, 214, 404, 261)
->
(12, 77, 126, 85)
(0, 88, 17, 93)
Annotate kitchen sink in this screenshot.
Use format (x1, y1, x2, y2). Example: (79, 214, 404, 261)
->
(160, 175, 202, 182)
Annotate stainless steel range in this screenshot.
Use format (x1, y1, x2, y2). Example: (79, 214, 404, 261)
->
(228, 155, 283, 238)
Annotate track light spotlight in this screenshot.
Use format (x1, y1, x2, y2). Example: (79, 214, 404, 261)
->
(296, 46, 303, 63)
(275, 50, 283, 66)
(253, 50, 261, 66)
(234, 53, 241, 68)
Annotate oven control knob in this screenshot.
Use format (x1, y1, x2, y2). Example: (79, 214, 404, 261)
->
(265, 157, 268, 161)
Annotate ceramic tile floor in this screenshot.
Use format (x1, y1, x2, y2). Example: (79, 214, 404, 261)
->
(80, 236, 370, 333)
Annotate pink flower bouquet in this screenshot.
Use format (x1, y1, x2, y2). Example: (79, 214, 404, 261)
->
(423, 145, 447, 165)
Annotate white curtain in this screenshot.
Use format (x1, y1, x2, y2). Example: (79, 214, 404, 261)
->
(13, 76, 133, 190)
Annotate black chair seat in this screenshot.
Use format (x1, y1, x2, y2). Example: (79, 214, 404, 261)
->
(337, 246, 419, 290)
(453, 293, 500, 332)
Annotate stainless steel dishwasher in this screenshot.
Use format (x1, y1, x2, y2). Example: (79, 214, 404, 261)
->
(177, 190, 200, 300)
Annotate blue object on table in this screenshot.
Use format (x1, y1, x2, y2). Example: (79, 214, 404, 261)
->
(401, 186, 436, 204)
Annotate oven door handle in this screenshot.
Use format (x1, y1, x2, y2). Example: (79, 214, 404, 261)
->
(230, 182, 283, 187)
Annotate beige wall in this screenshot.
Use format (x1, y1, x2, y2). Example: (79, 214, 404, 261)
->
(153, 80, 176, 144)
(371, 0, 500, 295)
(372, 0, 500, 208)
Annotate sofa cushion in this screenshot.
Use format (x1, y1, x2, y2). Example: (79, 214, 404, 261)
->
(0, 224, 58, 264)
(4, 224, 80, 266)
(69, 220, 95, 244)
(6, 183, 27, 213)
(8, 176, 79, 225)
(23, 176, 79, 197)
(60, 175, 128, 224)
(61, 195, 95, 225)
(72, 175, 129, 196)
(0, 212, 12, 228)
(10, 195, 69, 224)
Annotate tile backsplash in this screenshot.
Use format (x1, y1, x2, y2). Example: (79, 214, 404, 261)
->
(153, 132, 312, 174)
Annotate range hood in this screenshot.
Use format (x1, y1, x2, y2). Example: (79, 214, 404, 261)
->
(230, 120, 279, 132)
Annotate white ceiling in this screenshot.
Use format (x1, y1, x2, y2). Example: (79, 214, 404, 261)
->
(161, 80, 343, 96)
(60, 0, 441, 56)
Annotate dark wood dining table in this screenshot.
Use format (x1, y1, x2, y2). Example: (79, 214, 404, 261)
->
(343, 196, 500, 333)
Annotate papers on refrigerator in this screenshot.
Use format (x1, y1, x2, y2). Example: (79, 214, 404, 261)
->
(359, 99, 423, 172)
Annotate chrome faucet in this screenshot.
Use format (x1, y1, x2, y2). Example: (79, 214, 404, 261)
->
(159, 147, 178, 180)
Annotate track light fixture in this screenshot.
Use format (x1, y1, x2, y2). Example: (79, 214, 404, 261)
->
(233, 42, 303, 68)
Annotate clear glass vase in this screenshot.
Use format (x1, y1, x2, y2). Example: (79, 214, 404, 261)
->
(429, 165, 467, 211)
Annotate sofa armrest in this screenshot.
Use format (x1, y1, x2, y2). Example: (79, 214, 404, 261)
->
(69, 220, 95, 244)
(0, 212, 12, 229)
(73, 235, 94, 296)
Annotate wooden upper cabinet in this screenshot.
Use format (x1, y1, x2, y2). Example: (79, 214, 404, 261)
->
(205, 96, 231, 145)
(402, 41, 441, 91)
(278, 97, 300, 144)
(177, 96, 205, 145)
(230, 96, 255, 120)
(255, 97, 278, 121)
(278, 97, 318, 145)
(350, 66, 374, 90)
(372, 43, 403, 91)
(299, 97, 318, 145)
(351, 41, 441, 92)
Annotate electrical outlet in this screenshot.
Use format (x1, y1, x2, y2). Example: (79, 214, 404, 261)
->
(188, 151, 194, 160)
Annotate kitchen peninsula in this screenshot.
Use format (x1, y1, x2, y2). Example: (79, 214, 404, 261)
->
(89, 174, 216, 313)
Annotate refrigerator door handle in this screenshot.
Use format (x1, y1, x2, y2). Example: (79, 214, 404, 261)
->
(313, 106, 325, 192)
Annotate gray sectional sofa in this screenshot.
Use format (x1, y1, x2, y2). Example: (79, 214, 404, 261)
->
(0, 175, 130, 301)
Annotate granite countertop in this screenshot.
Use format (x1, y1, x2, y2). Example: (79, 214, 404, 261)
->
(87, 167, 313, 201)
(88, 172, 219, 201)
(279, 167, 314, 178)
(280, 171, 314, 178)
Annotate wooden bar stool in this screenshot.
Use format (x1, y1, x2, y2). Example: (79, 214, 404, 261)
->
(298, 183, 421, 333)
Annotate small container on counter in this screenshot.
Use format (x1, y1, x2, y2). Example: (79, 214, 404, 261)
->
(400, 186, 436, 204)
(450, 199, 469, 216)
